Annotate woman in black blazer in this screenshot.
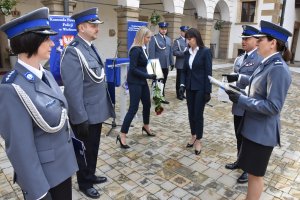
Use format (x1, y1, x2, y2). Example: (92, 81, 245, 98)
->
(117, 26, 156, 149)
(179, 28, 212, 155)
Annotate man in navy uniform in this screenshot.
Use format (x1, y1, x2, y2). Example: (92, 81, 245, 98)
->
(149, 22, 174, 104)
(222, 25, 262, 183)
(60, 8, 115, 199)
(173, 25, 189, 100)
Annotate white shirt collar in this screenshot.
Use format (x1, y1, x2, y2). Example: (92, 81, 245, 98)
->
(142, 45, 147, 50)
(78, 34, 92, 46)
(261, 52, 279, 64)
(18, 59, 44, 79)
(245, 48, 257, 57)
(189, 46, 199, 55)
(181, 36, 185, 40)
(159, 33, 165, 38)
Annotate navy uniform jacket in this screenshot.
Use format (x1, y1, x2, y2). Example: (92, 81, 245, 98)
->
(232, 49, 262, 116)
(238, 53, 292, 147)
(0, 62, 78, 200)
(173, 36, 188, 69)
(180, 47, 212, 93)
(127, 46, 152, 84)
(148, 33, 174, 68)
(60, 35, 115, 125)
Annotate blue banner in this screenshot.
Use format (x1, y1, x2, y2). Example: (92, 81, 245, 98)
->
(127, 21, 148, 51)
(49, 15, 77, 85)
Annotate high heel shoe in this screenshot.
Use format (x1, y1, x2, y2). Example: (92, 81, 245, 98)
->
(116, 135, 130, 149)
(142, 127, 155, 137)
(195, 149, 201, 155)
(186, 139, 196, 148)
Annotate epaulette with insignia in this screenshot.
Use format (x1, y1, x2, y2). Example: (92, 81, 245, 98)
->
(69, 41, 79, 47)
(1, 70, 17, 84)
(274, 60, 283, 65)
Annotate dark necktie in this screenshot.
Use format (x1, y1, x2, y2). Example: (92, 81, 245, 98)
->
(244, 53, 248, 61)
(42, 72, 51, 88)
(91, 44, 101, 62)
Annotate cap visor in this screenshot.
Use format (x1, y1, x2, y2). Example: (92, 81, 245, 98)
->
(32, 29, 57, 35)
(88, 19, 103, 24)
(240, 35, 252, 38)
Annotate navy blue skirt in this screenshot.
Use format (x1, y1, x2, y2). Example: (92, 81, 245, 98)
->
(237, 136, 274, 177)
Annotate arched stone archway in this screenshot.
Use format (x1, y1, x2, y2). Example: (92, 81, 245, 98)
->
(211, 0, 231, 59)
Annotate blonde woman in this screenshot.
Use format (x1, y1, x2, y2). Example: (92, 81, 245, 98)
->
(117, 26, 156, 149)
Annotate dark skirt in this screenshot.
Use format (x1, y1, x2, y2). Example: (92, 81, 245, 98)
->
(237, 136, 274, 177)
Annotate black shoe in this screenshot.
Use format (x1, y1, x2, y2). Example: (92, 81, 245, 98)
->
(116, 135, 130, 149)
(177, 95, 183, 100)
(237, 172, 248, 183)
(225, 161, 239, 170)
(89, 176, 107, 184)
(195, 149, 201, 155)
(161, 100, 169, 104)
(80, 187, 100, 199)
(182, 95, 186, 99)
(142, 127, 155, 136)
(186, 139, 196, 148)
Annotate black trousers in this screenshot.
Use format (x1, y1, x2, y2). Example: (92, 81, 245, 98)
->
(27, 177, 72, 200)
(72, 123, 102, 190)
(186, 90, 206, 139)
(176, 69, 184, 97)
(121, 83, 151, 133)
(234, 115, 243, 155)
(162, 68, 169, 97)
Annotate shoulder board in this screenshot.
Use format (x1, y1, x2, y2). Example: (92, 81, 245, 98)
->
(1, 70, 17, 84)
(69, 41, 79, 47)
(274, 59, 283, 65)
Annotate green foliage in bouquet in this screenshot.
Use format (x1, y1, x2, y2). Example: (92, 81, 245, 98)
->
(153, 83, 164, 115)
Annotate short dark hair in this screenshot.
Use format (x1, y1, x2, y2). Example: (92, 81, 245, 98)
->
(266, 35, 292, 62)
(10, 32, 49, 58)
(185, 28, 204, 48)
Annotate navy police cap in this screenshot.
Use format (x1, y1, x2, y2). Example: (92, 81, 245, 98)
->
(158, 22, 168, 28)
(254, 20, 292, 42)
(240, 25, 260, 38)
(71, 7, 103, 26)
(180, 26, 189, 32)
(0, 7, 57, 39)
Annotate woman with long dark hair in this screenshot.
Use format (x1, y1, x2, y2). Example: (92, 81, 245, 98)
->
(226, 20, 292, 199)
(179, 28, 212, 155)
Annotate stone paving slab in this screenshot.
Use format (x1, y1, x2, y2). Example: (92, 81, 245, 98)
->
(1, 65, 300, 200)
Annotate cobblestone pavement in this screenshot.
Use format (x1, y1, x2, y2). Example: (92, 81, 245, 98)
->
(0, 63, 300, 200)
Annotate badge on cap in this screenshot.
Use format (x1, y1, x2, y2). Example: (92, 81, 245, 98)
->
(24, 72, 35, 82)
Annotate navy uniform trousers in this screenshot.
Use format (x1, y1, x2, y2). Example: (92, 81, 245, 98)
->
(121, 83, 151, 133)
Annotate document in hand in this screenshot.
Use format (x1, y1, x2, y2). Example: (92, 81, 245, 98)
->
(147, 59, 164, 79)
(208, 75, 242, 94)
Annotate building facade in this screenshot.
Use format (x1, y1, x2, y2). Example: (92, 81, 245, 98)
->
(0, 0, 299, 71)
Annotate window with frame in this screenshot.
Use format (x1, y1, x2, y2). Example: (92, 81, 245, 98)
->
(241, 1, 256, 22)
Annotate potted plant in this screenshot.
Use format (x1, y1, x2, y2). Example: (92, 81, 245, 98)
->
(150, 10, 161, 26)
(0, 0, 17, 16)
(214, 20, 225, 30)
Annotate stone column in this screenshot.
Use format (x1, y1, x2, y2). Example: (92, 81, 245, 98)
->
(41, 0, 77, 15)
(218, 21, 231, 59)
(197, 18, 214, 47)
(115, 6, 140, 58)
(163, 13, 183, 42)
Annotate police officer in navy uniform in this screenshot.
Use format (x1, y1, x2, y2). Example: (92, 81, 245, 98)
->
(0, 7, 78, 200)
(60, 8, 115, 199)
(222, 25, 262, 183)
(226, 20, 292, 199)
(173, 25, 189, 100)
(148, 22, 174, 104)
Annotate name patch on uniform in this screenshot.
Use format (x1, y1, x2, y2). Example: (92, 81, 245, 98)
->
(1, 70, 17, 84)
(24, 72, 35, 82)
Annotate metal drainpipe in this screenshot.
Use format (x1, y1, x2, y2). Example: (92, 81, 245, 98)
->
(64, 0, 69, 15)
(280, 0, 286, 26)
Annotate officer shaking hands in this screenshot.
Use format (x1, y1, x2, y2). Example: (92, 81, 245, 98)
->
(148, 22, 174, 104)
(60, 8, 115, 199)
